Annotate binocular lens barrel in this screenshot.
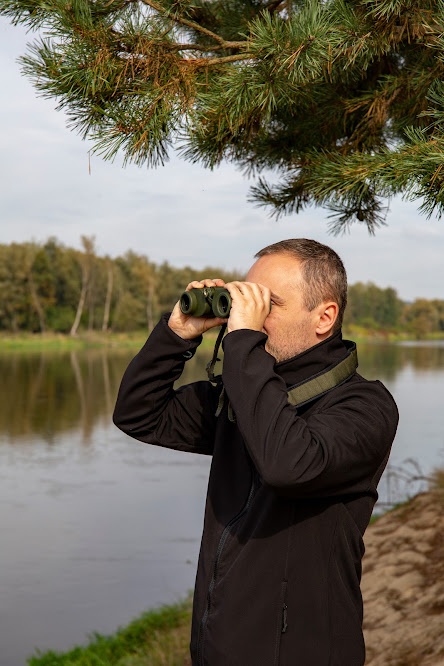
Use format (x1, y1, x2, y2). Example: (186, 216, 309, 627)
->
(180, 290, 198, 315)
(212, 291, 231, 318)
(179, 287, 232, 318)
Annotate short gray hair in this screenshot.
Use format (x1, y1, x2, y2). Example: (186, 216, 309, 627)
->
(255, 239, 347, 332)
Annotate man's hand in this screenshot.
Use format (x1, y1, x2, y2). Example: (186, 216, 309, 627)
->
(224, 282, 271, 334)
(168, 278, 228, 340)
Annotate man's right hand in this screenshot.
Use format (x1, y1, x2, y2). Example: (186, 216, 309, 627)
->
(168, 279, 228, 340)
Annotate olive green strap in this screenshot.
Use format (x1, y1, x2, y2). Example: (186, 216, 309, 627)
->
(215, 386, 236, 422)
(215, 344, 358, 420)
(206, 323, 227, 384)
(287, 347, 358, 408)
(215, 386, 226, 418)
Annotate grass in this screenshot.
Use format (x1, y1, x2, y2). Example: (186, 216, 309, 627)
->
(0, 329, 220, 351)
(27, 597, 193, 666)
(369, 465, 444, 525)
(0, 330, 148, 351)
(27, 471, 444, 664)
(428, 467, 444, 490)
(342, 324, 444, 344)
(369, 500, 410, 524)
(1, 326, 443, 351)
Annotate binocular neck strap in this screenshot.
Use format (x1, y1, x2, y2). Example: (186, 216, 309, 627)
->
(214, 341, 358, 423)
(206, 323, 227, 384)
(287, 345, 358, 408)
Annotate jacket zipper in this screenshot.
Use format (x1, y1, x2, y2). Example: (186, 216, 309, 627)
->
(197, 470, 258, 666)
(274, 580, 289, 666)
(281, 603, 288, 633)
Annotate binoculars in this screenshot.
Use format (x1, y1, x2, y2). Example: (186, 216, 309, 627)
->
(179, 287, 232, 318)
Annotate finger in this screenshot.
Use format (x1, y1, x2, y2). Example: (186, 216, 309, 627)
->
(239, 281, 270, 306)
(224, 282, 245, 299)
(226, 281, 253, 293)
(186, 278, 225, 291)
(244, 282, 263, 298)
(186, 281, 205, 291)
(255, 283, 271, 306)
(200, 278, 222, 287)
(212, 316, 227, 324)
(170, 299, 182, 315)
(203, 316, 228, 330)
(228, 282, 262, 303)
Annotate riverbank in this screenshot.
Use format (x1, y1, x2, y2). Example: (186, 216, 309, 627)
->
(0, 329, 220, 351)
(1, 326, 444, 351)
(343, 324, 444, 344)
(28, 482, 444, 666)
(27, 596, 193, 666)
(363, 487, 444, 665)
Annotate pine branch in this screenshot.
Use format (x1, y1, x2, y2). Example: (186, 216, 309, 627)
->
(167, 43, 227, 52)
(3, 0, 444, 229)
(203, 53, 251, 66)
(139, 0, 246, 49)
(250, 126, 444, 230)
(325, 193, 389, 236)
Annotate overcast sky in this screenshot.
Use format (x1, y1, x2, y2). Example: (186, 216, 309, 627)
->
(1, 16, 443, 301)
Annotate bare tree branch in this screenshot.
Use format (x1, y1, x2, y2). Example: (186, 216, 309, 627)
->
(139, 0, 246, 49)
(203, 53, 252, 66)
(264, 0, 289, 14)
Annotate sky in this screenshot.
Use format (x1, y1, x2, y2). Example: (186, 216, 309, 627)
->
(1, 16, 443, 302)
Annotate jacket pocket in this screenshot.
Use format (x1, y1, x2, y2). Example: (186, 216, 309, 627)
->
(274, 580, 288, 666)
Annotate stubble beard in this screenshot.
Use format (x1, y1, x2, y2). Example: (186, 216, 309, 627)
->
(265, 323, 316, 363)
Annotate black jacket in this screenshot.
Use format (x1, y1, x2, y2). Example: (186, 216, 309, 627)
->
(113, 315, 398, 666)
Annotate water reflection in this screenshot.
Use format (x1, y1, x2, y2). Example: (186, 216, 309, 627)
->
(4, 338, 443, 512)
(1, 340, 443, 666)
(2, 340, 444, 442)
(1, 346, 211, 443)
(356, 340, 444, 380)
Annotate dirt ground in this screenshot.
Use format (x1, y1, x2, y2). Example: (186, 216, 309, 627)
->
(362, 489, 444, 666)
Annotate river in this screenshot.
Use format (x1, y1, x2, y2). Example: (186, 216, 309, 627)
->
(1, 339, 443, 665)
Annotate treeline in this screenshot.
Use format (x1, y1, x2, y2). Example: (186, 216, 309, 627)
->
(0, 237, 244, 334)
(345, 283, 444, 338)
(0, 238, 442, 338)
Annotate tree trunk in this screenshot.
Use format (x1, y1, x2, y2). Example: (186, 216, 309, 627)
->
(102, 262, 113, 332)
(70, 350, 90, 444)
(88, 288, 94, 331)
(70, 264, 88, 337)
(109, 288, 122, 333)
(28, 269, 46, 333)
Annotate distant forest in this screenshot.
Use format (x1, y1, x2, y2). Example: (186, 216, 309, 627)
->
(1, 237, 443, 338)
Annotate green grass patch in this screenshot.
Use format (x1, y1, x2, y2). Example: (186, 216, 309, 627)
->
(0, 331, 150, 351)
(27, 597, 193, 666)
(2, 326, 443, 352)
(0, 329, 221, 351)
(342, 325, 444, 344)
(369, 499, 412, 525)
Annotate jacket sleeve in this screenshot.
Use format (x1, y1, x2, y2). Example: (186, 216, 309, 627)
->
(113, 314, 219, 455)
(222, 329, 399, 498)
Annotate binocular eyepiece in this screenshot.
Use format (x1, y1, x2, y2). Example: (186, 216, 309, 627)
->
(179, 287, 232, 318)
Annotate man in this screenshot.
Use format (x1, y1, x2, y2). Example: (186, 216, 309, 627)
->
(113, 239, 398, 666)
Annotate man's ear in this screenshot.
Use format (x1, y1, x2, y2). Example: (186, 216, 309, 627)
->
(315, 302, 339, 336)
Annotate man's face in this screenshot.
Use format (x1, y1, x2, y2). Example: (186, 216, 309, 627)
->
(246, 253, 323, 362)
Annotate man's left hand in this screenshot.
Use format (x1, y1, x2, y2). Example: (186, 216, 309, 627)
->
(224, 282, 271, 334)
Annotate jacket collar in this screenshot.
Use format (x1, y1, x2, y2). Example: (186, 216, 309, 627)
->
(274, 330, 353, 389)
